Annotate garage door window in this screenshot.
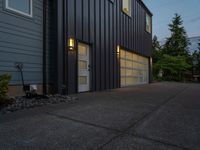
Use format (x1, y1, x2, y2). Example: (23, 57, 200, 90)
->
(120, 50, 149, 87)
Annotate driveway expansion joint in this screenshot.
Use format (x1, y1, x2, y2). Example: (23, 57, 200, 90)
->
(97, 85, 190, 150)
(45, 112, 121, 133)
(129, 133, 193, 150)
(126, 85, 190, 131)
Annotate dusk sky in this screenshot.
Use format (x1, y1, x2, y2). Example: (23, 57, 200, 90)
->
(143, 0, 200, 41)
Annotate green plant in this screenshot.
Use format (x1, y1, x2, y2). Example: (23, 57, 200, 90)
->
(154, 55, 192, 81)
(163, 13, 190, 57)
(0, 74, 11, 105)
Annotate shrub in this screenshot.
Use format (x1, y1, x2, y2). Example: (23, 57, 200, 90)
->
(0, 74, 11, 105)
(153, 55, 192, 81)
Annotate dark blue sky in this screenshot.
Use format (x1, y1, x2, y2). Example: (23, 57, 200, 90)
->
(143, 0, 200, 40)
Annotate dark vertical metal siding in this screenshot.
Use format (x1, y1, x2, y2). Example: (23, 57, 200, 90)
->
(66, 0, 152, 93)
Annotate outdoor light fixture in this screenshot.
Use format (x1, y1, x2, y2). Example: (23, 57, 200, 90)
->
(68, 38, 75, 51)
(117, 45, 120, 55)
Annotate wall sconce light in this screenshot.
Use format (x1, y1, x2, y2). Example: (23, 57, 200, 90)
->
(117, 45, 120, 55)
(68, 38, 75, 51)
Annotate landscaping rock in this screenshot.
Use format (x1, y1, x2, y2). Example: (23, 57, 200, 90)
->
(0, 95, 78, 115)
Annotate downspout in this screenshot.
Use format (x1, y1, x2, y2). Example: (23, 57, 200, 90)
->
(63, 0, 67, 95)
(43, 0, 47, 95)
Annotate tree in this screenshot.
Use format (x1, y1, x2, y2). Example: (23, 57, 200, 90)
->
(164, 14, 190, 57)
(154, 54, 192, 81)
(152, 35, 160, 51)
(152, 35, 162, 64)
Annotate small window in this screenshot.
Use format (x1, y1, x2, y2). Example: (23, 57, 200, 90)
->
(5, 0, 33, 17)
(122, 0, 131, 16)
(146, 14, 151, 33)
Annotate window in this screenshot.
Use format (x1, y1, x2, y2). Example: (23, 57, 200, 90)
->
(5, 0, 33, 17)
(146, 13, 151, 33)
(122, 0, 131, 16)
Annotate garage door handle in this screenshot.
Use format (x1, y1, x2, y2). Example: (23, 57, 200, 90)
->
(88, 65, 91, 71)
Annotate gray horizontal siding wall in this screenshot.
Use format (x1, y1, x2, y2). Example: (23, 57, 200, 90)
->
(0, 0, 43, 85)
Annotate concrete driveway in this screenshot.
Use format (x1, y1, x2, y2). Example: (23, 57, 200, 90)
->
(0, 82, 200, 150)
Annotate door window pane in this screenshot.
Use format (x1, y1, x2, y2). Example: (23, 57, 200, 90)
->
(79, 60, 87, 69)
(78, 45, 87, 56)
(78, 76, 87, 85)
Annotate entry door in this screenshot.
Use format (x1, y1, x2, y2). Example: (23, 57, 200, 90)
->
(78, 43, 90, 92)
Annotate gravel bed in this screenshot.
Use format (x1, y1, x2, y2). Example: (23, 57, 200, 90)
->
(0, 95, 78, 115)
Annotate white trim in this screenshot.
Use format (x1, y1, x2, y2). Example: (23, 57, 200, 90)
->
(5, 0, 33, 17)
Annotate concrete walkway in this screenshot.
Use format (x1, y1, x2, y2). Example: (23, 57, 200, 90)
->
(0, 82, 200, 150)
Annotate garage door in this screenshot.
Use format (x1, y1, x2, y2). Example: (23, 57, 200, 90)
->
(120, 49, 149, 87)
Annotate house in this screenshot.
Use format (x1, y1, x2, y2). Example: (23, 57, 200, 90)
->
(0, 0, 152, 96)
(188, 36, 200, 54)
(188, 36, 200, 81)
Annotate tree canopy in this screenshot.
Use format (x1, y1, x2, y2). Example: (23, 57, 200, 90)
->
(164, 14, 190, 57)
(152, 14, 192, 81)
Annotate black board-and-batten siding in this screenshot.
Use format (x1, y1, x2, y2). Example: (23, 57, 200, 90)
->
(64, 0, 152, 94)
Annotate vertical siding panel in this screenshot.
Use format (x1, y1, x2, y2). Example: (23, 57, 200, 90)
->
(139, 4, 141, 53)
(89, 0, 94, 43)
(75, 0, 82, 40)
(114, 0, 118, 88)
(83, 0, 89, 41)
(67, 0, 75, 37)
(89, 0, 95, 90)
(141, 7, 143, 55)
(142, 9, 145, 55)
(100, 0, 105, 90)
(129, 17, 132, 49)
(109, 3, 114, 89)
(134, 0, 136, 51)
(95, 0, 100, 90)
(105, 0, 109, 89)
(137, 2, 139, 53)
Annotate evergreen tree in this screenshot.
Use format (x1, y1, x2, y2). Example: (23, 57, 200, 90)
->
(164, 14, 190, 57)
(152, 35, 162, 64)
(152, 35, 160, 51)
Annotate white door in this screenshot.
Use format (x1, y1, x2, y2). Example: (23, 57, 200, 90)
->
(78, 43, 90, 92)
